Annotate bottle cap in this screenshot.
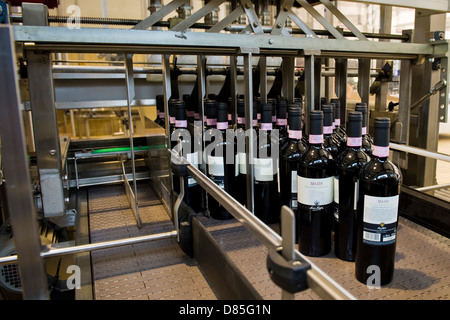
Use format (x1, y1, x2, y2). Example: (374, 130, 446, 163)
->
(330, 99, 340, 120)
(309, 110, 323, 136)
(321, 104, 334, 127)
(347, 111, 362, 138)
(373, 117, 390, 147)
(288, 107, 302, 131)
(261, 103, 273, 124)
(205, 99, 217, 119)
(277, 99, 287, 120)
(216, 101, 228, 123)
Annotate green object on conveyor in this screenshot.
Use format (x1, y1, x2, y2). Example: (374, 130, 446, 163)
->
(91, 145, 164, 154)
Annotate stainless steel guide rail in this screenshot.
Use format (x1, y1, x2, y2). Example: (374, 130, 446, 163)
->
(184, 162, 356, 300)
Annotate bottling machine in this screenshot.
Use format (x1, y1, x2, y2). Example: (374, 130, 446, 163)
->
(0, 0, 449, 300)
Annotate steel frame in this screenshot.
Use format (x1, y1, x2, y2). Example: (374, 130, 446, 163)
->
(2, 0, 450, 300)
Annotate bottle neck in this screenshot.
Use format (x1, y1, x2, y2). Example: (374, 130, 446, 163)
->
(372, 144, 389, 158)
(276, 118, 287, 127)
(323, 125, 333, 136)
(288, 129, 302, 141)
(260, 122, 272, 131)
(216, 121, 228, 130)
(362, 126, 367, 136)
(309, 134, 323, 145)
(175, 119, 187, 128)
(346, 136, 362, 148)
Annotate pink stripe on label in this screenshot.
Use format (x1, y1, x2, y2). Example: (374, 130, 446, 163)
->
(216, 122, 228, 130)
(237, 117, 245, 124)
(170, 117, 176, 124)
(257, 113, 261, 120)
(289, 130, 302, 140)
(309, 134, 323, 144)
(323, 126, 333, 134)
(372, 145, 389, 157)
(276, 118, 287, 126)
(362, 127, 367, 135)
(228, 114, 232, 121)
(347, 137, 362, 147)
(206, 118, 217, 126)
(194, 113, 200, 120)
(260, 123, 272, 131)
(253, 119, 258, 127)
(272, 116, 277, 122)
(187, 111, 195, 117)
(175, 120, 187, 128)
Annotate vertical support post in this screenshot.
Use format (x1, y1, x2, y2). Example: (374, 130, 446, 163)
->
(358, 59, 371, 105)
(24, 3, 65, 218)
(398, 59, 412, 144)
(259, 56, 267, 104)
(161, 54, 174, 211)
(282, 56, 295, 103)
(335, 58, 348, 128)
(243, 50, 256, 213)
(0, 25, 49, 300)
(230, 55, 238, 122)
(124, 53, 142, 228)
(314, 57, 322, 108)
(304, 53, 316, 135)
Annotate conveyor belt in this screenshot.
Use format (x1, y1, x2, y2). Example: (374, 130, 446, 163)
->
(88, 182, 449, 300)
(88, 182, 217, 300)
(199, 215, 450, 300)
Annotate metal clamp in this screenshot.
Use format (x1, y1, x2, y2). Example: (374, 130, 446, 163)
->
(266, 206, 311, 298)
(267, 247, 311, 295)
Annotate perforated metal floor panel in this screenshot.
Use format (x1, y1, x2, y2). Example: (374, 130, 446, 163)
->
(198, 215, 450, 300)
(88, 182, 217, 300)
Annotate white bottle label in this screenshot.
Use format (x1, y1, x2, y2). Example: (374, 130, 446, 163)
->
(297, 176, 333, 206)
(333, 176, 339, 204)
(186, 152, 199, 186)
(238, 152, 247, 174)
(291, 170, 298, 193)
(254, 158, 273, 182)
(207, 155, 224, 177)
(235, 153, 239, 177)
(362, 195, 399, 245)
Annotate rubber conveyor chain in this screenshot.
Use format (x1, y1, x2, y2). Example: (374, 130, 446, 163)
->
(88, 180, 450, 300)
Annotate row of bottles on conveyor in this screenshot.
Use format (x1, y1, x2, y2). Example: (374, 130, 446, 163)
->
(162, 93, 401, 286)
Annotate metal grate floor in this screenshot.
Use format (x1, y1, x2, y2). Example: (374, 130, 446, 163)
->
(199, 215, 450, 300)
(88, 182, 217, 300)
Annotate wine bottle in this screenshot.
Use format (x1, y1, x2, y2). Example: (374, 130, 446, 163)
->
(268, 98, 277, 125)
(155, 94, 165, 128)
(355, 103, 373, 156)
(204, 99, 217, 130)
(297, 110, 335, 257)
(206, 101, 234, 220)
(278, 106, 307, 240)
(183, 94, 195, 124)
(275, 99, 288, 149)
(334, 111, 371, 261)
(330, 98, 347, 148)
(254, 103, 279, 224)
(321, 104, 341, 159)
(355, 117, 402, 286)
(236, 100, 258, 206)
(171, 100, 202, 212)
(170, 100, 187, 195)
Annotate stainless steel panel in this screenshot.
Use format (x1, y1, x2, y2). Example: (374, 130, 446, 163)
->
(0, 25, 49, 300)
